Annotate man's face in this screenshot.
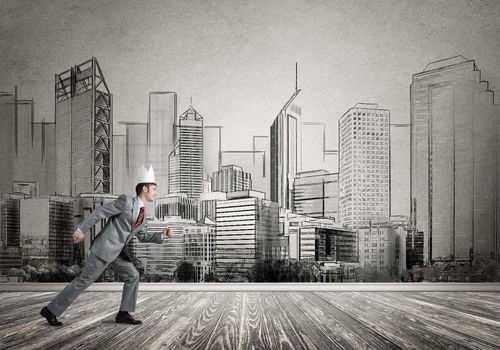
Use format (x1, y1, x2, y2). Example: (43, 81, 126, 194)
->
(142, 184, 157, 203)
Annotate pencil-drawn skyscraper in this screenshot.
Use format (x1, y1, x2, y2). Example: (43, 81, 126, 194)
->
(270, 89, 301, 209)
(148, 92, 177, 197)
(410, 56, 499, 264)
(338, 103, 390, 228)
(169, 106, 204, 199)
(390, 124, 410, 217)
(55, 58, 112, 196)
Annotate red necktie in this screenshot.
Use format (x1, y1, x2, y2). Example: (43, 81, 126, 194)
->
(133, 207, 144, 229)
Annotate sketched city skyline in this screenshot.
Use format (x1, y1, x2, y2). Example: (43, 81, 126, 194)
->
(1, 0, 500, 282)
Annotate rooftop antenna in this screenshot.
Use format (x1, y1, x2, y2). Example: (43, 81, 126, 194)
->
(295, 62, 298, 92)
(190, 95, 193, 107)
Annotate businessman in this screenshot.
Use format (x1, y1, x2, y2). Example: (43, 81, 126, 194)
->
(41, 165, 172, 326)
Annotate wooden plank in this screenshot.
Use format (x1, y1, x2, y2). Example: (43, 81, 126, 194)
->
(295, 292, 402, 350)
(255, 292, 310, 350)
(167, 291, 237, 349)
(278, 292, 377, 350)
(400, 291, 500, 320)
(316, 291, 470, 350)
(237, 291, 275, 350)
(286, 292, 388, 350)
(360, 292, 500, 350)
(117, 291, 218, 349)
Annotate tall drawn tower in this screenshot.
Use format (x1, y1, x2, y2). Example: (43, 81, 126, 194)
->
(169, 106, 204, 199)
(55, 58, 112, 196)
(148, 92, 177, 197)
(270, 64, 301, 210)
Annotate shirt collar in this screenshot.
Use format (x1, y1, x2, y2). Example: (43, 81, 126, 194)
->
(136, 196, 144, 209)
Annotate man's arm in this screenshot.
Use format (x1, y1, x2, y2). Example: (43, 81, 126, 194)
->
(73, 195, 128, 243)
(136, 227, 173, 244)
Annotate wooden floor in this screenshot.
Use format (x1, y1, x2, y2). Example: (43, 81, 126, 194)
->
(0, 291, 499, 350)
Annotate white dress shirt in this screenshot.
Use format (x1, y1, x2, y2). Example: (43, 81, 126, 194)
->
(132, 196, 144, 224)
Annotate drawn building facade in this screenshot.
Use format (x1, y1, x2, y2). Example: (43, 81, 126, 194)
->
(357, 222, 398, 271)
(155, 194, 198, 221)
(0, 194, 23, 271)
(410, 56, 500, 263)
(183, 219, 216, 282)
(20, 195, 75, 265)
(281, 210, 356, 262)
(131, 219, 186, 280)
(215, 191, 280, 281)
(293, 170, 338, 221)
(212, 165, 252, 193)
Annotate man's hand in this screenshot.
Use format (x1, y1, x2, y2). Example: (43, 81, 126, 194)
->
(163, 228, 173, 239)
(73, 228, 85, 244)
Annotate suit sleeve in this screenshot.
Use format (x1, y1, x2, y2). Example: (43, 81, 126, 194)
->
(77, 195, 127, 234)
(135, 228, 164, 244)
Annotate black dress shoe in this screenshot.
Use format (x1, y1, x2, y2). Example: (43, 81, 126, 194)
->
(115, 311, 142, 325)
(40, 306, 63, 326)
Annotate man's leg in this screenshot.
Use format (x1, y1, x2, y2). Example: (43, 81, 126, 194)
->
(109, 256, 140, 313)
(47, 253, 108, 317)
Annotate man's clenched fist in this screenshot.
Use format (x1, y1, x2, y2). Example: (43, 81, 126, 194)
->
(163, 228, 173, 239)
(73, 228, 85, 243)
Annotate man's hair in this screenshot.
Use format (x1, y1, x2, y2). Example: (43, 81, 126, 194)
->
(135, 183, 156, 196)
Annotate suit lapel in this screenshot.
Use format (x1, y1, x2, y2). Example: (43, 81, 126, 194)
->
(131, 197, 138, 226)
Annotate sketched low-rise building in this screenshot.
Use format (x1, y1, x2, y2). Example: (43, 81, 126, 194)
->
(198, 192, 227, 223)
(357, 222, 400, 271)
(155, 193, 198, 221)
(215, 190, 281, 281)
(281, 210, 356, 263)
(0, 194, 24, 271)
(405, 229, 424, 269)
(211, 165, 252, 193)
(130, 219, 185, 280)
(20, 195, 75, 265)
(131, 217, 214, 281)
(183, 216, 216, 282)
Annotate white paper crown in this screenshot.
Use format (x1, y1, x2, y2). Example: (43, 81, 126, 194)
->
(137, 165, 156, 184)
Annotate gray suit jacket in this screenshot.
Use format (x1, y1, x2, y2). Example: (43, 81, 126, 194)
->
(78, 194, 163, 262)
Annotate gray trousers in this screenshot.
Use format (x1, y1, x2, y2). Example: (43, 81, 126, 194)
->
(47, 253, 140, 317)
